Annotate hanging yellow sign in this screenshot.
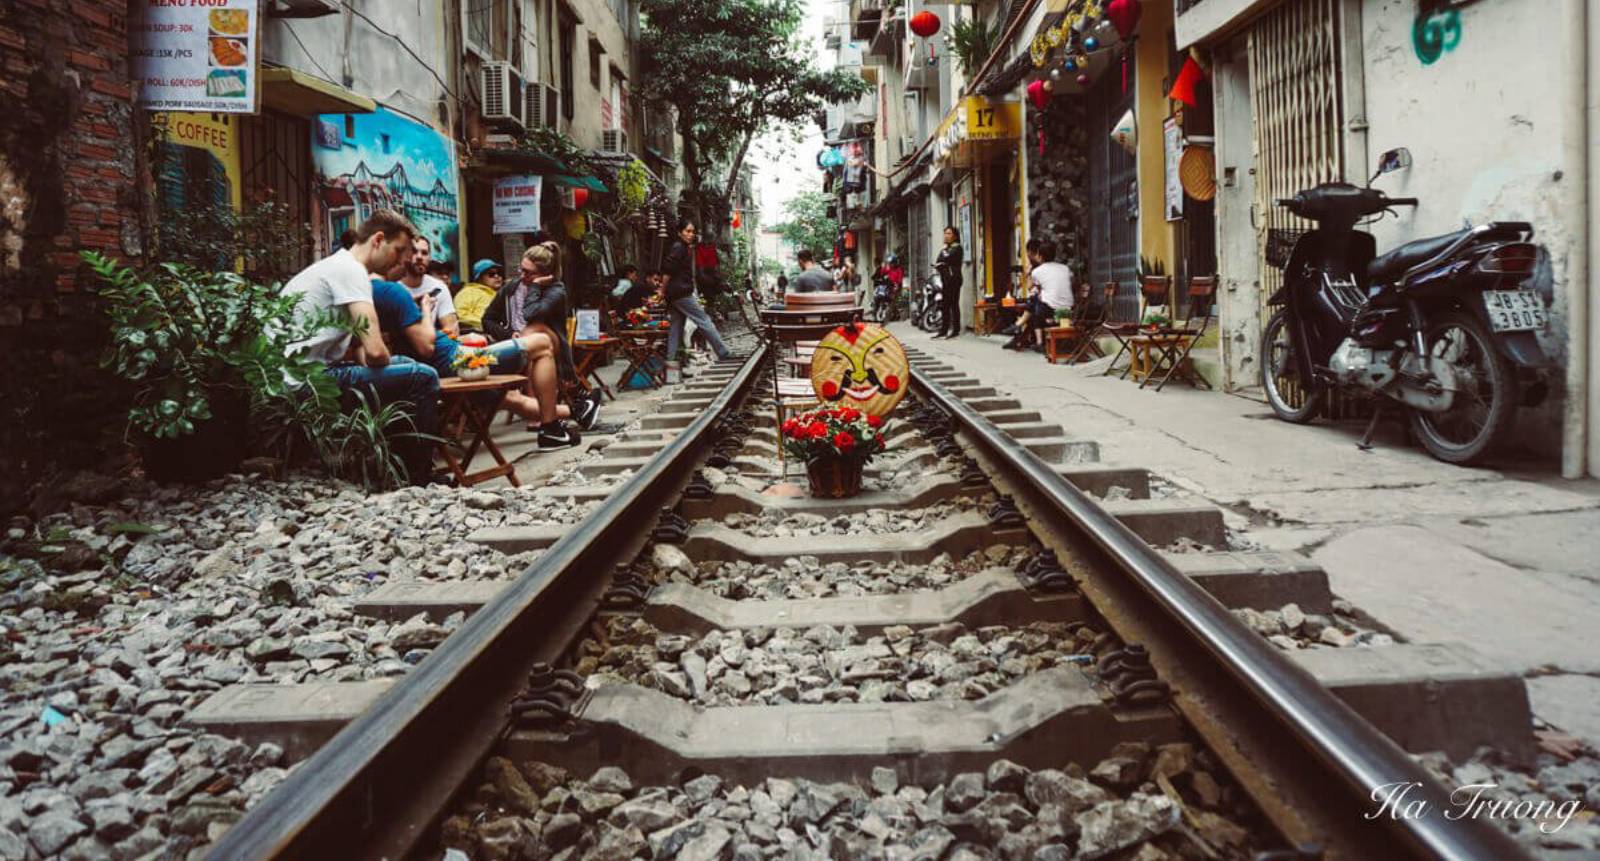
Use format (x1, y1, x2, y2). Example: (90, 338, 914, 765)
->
(964, 97, 1022, 141)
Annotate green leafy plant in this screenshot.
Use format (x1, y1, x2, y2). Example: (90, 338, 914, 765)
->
(1137, 256, 1168, 279)
(948, 16, 1000, 77)
(83, 252, 423, 491)
(85, 251, 283, 441)
(519, 126, 596, 177)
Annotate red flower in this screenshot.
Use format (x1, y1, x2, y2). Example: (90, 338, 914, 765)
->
(867, 414, 883, 428)
(834, 431, 855, 451)
(782, 418, 799, 436)
(840, 408, 860, 422)
(808, 421, 827, 439)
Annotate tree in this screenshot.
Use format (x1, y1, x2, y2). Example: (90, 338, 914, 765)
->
(639, 0, 870, 220)
(773, 189, 839, 262)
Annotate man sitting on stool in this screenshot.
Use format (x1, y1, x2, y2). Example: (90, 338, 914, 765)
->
(1007, 239, 1074, 352)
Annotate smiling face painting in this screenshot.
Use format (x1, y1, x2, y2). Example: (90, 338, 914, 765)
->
(809, 323, 910, 418)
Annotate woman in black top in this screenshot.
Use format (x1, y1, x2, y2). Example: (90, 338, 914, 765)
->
(934, 226, 965, 338)
(662, 218, 731, 382)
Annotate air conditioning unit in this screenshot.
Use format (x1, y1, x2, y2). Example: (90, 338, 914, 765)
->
(525, 83, 560, 130)
(600, 128, 629, 153)
(480, 61, 525, 131)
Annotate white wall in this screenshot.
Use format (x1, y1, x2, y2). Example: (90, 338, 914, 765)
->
(1361, 0, 1581, 452)
(262, 0, 455, 133)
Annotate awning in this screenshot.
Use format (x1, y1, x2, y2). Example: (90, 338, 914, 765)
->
(259, 66, 376, 116)
(548, 173, 609, 193)
(468, 147, 569, 176)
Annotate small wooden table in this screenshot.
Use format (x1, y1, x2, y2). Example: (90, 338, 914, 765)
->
(436, 374, 526, 487)
(1129, 333, 1186, 383)
(571, 337, 617, 401)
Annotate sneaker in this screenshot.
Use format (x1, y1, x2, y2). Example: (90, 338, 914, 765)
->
(574, 390, 602, 430)
(537, 422, 582, 451)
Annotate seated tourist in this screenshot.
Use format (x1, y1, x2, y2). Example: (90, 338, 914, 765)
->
(479, 244, 594, 446)
(282, 209, 440, 483)
(1007, 239, 1074, 352)
(454, 259, 503, 333)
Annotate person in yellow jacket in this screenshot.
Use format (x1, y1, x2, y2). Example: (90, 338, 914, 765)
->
(454, 259, 503, 332)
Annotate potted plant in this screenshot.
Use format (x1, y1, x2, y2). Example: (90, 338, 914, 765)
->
(781, 407, 889, 498)
(452, 348, 497, 381)
(1137, 256, 1171, 328)
(85, 252, 297, 483)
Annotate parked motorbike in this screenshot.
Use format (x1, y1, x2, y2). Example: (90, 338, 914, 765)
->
(915, 272, 945, 333)
(870, 274, 895, 323)
(1261, 147, 1551, 464)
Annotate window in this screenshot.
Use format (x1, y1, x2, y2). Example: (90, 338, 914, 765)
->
(589, 35, 603, 88)
(559, 11, 575, 121)
(465, 0, 513, 59)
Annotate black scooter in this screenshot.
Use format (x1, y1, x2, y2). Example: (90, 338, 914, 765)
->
(1262, 147, 1551, 464)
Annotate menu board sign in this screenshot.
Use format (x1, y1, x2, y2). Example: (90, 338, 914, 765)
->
(133, 1, 258, 113)
(493, 175, 543, 234)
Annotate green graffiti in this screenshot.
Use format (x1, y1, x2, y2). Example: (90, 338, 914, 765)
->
(1413, 8, 1462, 65)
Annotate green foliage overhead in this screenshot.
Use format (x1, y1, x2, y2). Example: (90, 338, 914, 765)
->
(639, 0, 872, 205)
(772, 189, 839, 264)
(948, 15, 1000, 78)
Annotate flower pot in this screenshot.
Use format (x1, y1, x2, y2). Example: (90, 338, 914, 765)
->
(806, 455, 864, 499)
(457, 364, 491, 382)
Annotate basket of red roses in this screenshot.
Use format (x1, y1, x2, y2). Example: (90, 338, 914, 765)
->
(781, 407, 889, 498)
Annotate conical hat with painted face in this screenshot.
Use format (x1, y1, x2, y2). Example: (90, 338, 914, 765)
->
(809, 323, 909, 418)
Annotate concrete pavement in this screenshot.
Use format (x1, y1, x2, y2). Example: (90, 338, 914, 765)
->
(894, 323, 1600, 749)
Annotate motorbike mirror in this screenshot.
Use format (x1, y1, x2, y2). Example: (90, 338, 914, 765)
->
(1370, 147, 1413, 184)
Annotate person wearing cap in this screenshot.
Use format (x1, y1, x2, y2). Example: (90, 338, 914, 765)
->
(455, 259, 503, 332)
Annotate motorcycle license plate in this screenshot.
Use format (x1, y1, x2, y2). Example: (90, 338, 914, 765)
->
(1482, 290, 1547, 332)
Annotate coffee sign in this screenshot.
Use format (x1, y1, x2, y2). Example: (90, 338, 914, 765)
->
(133, 1, 258, 113)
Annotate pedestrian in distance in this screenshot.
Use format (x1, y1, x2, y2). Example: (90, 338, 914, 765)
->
(933, 226, 964, 339)
(788, 249, 835, 294)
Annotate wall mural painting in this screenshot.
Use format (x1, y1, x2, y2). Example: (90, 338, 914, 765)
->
(1413, 5, 1463, 66)
(311, 106, 461, 263)
(809, 323, 910, 419)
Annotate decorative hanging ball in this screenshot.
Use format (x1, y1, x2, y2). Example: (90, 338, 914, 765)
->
(1063, 57, 1077, 72)
(572, 187, 590, 208)
(909, 10, 941, 37)
(1048, 66, 1064, 81)
(1077, 54, 1091, 69)
(1084, 36, 1099, 51)
(1041, 79, 1056, 94)
(1077, 73, 1092, 86)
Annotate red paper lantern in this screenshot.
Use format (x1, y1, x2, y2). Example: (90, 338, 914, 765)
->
(910, 10, 940, 38)
(1168, 56, 1206, 107)
(1106, 0, 1142, 39)
(573, 187, 590, 208)
(731, 209, 742, 228)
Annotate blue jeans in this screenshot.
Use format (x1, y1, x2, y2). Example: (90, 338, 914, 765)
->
(666, 296, 731, 362)
(325, 357, 441, 482)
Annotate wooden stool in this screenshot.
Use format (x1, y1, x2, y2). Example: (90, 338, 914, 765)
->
(1043, 326, 1079, 364)
(571, 338, 616, 401)
(973, 302, 997, 335)
(1129, 334, 1184, 382)
(436, 374, 526, 488)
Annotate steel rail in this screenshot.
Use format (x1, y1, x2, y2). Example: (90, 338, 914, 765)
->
(910, 369, 1531, 861)
(208, 347, 769, 860)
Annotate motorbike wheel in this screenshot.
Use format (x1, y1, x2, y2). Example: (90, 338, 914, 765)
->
(1407, 311, 1518, 465)
(1260, 308, 1323, 424)
(924, 306, 945, 333)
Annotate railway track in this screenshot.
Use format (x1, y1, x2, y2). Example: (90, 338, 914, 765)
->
(199, 343, 1537, 860)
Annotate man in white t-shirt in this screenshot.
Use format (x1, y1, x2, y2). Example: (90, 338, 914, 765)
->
(1007, 238, 1075, 352)
(399, 236, 459, 338)
(282, 209, 442, 484)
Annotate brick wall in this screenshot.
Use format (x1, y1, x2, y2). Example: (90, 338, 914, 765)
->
(0, 0, 142, 513)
